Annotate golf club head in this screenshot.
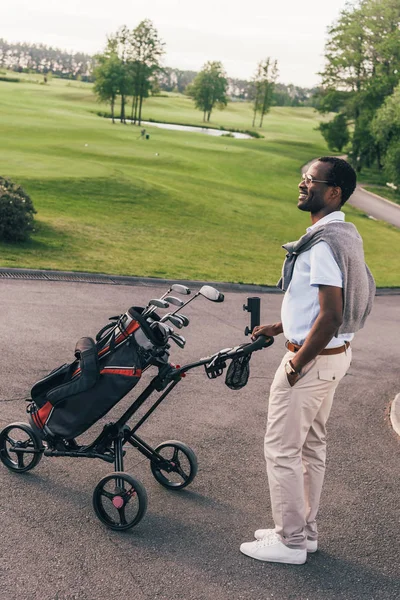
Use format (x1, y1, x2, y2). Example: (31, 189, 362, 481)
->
(149, 299, 170, 309)
(164, 296, 184, 307)
(170, 332, 186, 348)
(167, 315, 184, 329)
(171, 284, 191, 295)
(175, 313, 189, 327)
(198, 285, 224, 303)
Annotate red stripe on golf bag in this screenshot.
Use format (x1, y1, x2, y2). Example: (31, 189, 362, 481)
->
(34, 401, 53, 429)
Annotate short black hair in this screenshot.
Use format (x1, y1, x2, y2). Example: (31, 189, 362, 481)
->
(318, 156, 357, 205)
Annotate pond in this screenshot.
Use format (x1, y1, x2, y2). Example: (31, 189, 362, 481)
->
(111, 119, 252, 139)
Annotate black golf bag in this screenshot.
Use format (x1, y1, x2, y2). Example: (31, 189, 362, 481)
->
(28, 307, 169, 441)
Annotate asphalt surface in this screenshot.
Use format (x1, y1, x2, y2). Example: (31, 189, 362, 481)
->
(349, 187, 400, 229)
(0, 280, 399, 600)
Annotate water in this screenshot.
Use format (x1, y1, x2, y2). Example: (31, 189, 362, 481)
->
(111, 119, 252, 139)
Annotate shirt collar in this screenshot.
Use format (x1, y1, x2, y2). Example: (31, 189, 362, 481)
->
(306, 211, 345, 232)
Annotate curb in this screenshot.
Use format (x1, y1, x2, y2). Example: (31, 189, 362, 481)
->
(1, 267, 399, 295)
(390, 394, 400, 438)
(0, 267, 281, 294)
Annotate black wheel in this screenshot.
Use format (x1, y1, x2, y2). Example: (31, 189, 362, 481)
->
(92, 472, 147, 531)
(0, 422, 43, 473)
(150, 440, 198, 490)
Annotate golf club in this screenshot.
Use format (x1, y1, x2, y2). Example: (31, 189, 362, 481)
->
(163, 296, 184, 307)
(169, 332, 186, 348)
(143, 284, 191, 317)
(168, 285, 224, 317)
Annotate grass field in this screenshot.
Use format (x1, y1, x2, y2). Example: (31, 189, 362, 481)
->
(0, 73, 399, 286)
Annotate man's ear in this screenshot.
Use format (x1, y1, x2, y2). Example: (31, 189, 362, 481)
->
(329, 186, 342, 208)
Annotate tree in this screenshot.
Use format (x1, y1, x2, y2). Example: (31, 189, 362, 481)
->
(93, 53, 122, 123)
(258, 59, 278, 127)
(129, 19, 165, 125)
(318, 113, 350, 152)
(106, 26, 131, 123)
(94, 22, 164, 125)
(372, 84, 400, 186)
(187, 61, 228, 122)
(251, 58, 278, 127)
(319, 0, 400, 172)
(250, 63, 263, 127)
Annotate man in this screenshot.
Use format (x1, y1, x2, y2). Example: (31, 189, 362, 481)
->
(240, 156, 375, 565)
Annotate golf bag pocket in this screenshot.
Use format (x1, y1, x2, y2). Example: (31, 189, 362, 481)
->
(29, 336, 143, 440)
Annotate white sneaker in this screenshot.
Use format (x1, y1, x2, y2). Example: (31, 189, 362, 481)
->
(240, 531, 307, 564)
(254, 528, 318, 553)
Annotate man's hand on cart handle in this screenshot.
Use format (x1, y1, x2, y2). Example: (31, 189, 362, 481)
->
(251, 322, 283, 341)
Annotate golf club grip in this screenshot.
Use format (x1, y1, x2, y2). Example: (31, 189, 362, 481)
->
(241, 334, 274, 355)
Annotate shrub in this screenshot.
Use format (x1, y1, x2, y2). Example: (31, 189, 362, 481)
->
(0, 177, 36, 242)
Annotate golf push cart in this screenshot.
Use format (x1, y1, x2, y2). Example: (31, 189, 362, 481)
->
(0, 284, 273, 531)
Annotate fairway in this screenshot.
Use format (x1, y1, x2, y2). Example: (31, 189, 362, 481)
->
(0, 74, 399, 286)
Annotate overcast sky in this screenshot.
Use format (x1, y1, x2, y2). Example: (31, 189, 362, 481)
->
(2, 0, 349, 87)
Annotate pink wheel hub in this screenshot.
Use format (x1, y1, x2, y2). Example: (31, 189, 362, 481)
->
(112, 495, 124, 509)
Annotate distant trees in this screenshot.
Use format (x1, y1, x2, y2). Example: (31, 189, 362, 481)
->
(251, 58, 278, 127)
(157, 67, 197, 93)
(0, 39, 94, 79)
(318, 0, 400, 173)
(93, 20, 164, 125)
(187, 61, 228, 122)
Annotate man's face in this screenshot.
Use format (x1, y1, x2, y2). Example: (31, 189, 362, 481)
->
(297, 161, 338, 214)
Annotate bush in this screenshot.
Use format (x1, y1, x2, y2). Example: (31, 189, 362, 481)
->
(0, 177, 36, 242)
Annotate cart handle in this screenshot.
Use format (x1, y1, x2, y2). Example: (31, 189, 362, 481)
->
(173, 334, 274, 377)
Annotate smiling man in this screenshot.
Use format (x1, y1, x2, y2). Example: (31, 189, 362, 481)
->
(240, 156, 376, 565)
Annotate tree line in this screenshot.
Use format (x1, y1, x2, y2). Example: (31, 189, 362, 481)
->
(317, 0, 400, 187)
(0, 37, 316, 109)
(0, 39, 94, 80)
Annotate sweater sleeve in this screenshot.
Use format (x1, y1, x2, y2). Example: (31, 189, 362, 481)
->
(309, 242, 343, 288)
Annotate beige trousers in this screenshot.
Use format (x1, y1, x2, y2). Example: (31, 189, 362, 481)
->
(264, 347, 352, 549)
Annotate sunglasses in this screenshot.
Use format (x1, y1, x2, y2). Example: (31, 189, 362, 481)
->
(301, 173, 335, 185)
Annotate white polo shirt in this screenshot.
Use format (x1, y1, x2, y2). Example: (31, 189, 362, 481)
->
(281, 211, 354, 349)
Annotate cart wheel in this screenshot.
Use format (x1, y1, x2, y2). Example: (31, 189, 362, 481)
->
(151, 440, 198, 490)
(0, 422, 43, 473)
(92, 472, 147, 531)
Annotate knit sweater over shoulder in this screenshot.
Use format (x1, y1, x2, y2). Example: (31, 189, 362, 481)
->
(277, 221, 376, 335)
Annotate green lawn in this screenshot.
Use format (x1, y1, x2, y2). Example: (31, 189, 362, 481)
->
(0, 74, 399, 286)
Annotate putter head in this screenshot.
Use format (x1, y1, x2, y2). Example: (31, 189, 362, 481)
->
(164, 296, 184, 307)
(198, 285, 224, 303)
(171, 284, 191, 295)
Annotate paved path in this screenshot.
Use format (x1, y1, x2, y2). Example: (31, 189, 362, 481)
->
(349, 187, 400, 229)
(0, 279, 399, 600)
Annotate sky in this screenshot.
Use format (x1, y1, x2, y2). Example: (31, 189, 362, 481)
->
(2, 0, 350, 87)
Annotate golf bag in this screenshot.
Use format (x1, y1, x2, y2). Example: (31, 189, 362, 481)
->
(28, 307, 169, 441)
